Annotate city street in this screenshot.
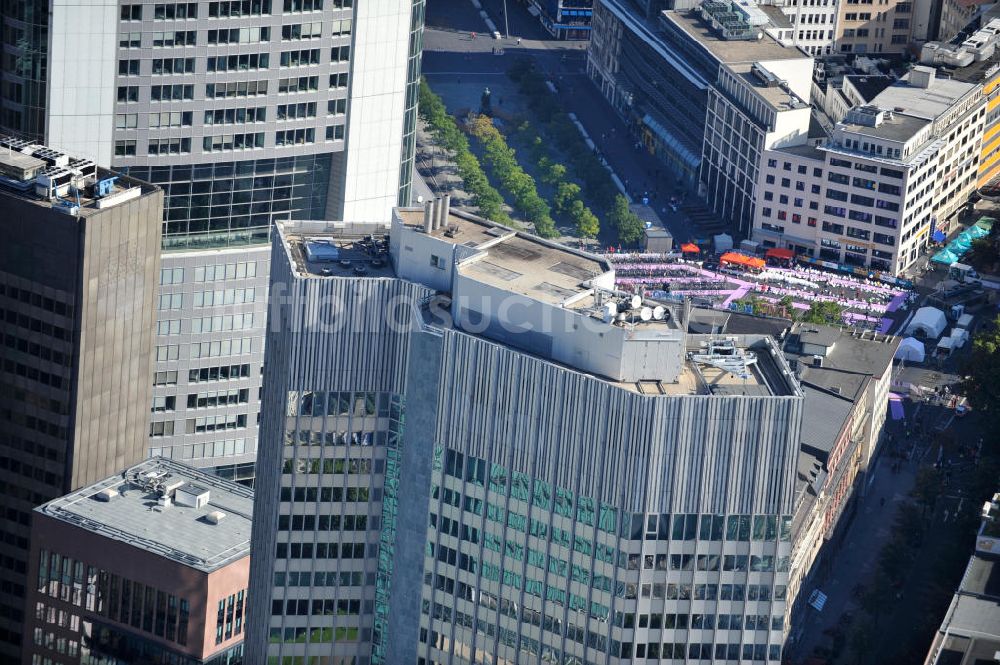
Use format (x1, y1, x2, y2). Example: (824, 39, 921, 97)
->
(422, 0, 703, 242)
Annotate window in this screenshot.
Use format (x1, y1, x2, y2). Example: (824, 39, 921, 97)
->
(150, 421, 175, 437)
(331, 18, 352, 35)
(327, 99, 346, 115)
(283, 0, 323, 11)
(114, 140, 137, 156)
(152, 58, 195, 74)
(276, 128, 315, 146)
(209, 0, 272, 16)
(117, 86, 139, 102)
(206, 80, 269, 98)
(282, 22, 323, 39)
(118, 59, 140, 76)
(893, 18, 909, 29)
(330, 45, 350, 62)
(120, 4, 142, 20)
(151, 396, 176, 412)
(278, 76, 318, 93)
(115, 114, 138, 129)
(158, 293, 183, 310)
(119, 32, 141, 47)
(207, 53, 269, 71)
(152, 31, 196, 46)
(158, 319, 181, 335)
(827, 187, 848, 201)
(765, 175, 775, 185)
(154, 2, 198, 19)
(150, 85, 192, 102)
(280, 49, 320, 67)
(149, 111, 192, 128)
(762, 207, 772, 218)
(205, 107, 267, 125)
(208, 27, 270, 43)
(148, 138, 192, 155)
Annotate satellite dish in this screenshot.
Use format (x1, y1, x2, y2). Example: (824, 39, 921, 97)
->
(602, 302, 618, 323)
(652, 305, 666, 320)
(640, 307, 653, 321)
(629, 295, 642, 309)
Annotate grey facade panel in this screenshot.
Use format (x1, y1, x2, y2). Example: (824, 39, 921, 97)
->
(435, 332, 801, 515)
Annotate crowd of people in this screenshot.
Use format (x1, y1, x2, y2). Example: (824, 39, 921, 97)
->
(601, 253, 911, 330)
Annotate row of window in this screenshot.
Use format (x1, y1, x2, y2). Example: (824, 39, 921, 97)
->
(274, 541, 369, 560)
(281, 457, 379, 474)
(36, 550, 190, 646)
(214, 591, 246, 645)
(120, 75, 347, 104)
(120, 0, 350, 21)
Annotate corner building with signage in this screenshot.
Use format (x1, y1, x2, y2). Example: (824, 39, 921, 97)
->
(247, 203, 804, 664)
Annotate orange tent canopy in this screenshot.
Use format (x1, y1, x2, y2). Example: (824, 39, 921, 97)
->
(719, 252, 765, 269)
(680, 242, 700, 253)
(765, 248, 795, 260)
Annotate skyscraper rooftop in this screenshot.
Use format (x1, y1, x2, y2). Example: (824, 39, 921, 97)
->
(275, 205, 800, 397)
(36, 458, 253, 573)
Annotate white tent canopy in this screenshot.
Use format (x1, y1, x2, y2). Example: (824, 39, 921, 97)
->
(714, 233, 733, 253)
(895, 337, 925, 363)
(904, 306, 947, 339)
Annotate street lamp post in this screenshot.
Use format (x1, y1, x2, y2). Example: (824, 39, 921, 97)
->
(502, 0, 510, 38)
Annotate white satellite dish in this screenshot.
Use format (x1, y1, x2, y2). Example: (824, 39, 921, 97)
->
(639, 307, 653, 322)
(652, 305, 666, 320)
(629, 294, 642, 309)
(602, 302, 618, 323)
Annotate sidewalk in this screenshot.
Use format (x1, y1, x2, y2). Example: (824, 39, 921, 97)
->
(788, 452, 919, 662)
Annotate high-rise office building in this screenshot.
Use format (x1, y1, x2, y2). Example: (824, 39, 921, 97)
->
(247, 204, 804, 663)
(0, 135, 163, 659)
(587, 2, 812, 233)
(22, 457, 252, 665)
(0, 0, 425, 483)
(751, 66, 985, 274)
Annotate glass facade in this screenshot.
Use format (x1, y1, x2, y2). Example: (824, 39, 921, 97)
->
(416, 451, 792, 664)
(123, 155, 332, 252)
(397, 0, 425, 207)
(266, 391, 402, 663)
(0, 0, 48, 138)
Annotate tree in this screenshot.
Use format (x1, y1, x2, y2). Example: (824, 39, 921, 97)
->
(541, 161, 568, 186)
(965, 223, 999, 274)
(553, 181, 581, 215)
(911, 467, 942, 516)
(418, 80, 511, 224)
(849, 625, 873, 665)
(961, 315, 1000, 425)
(800, 300, 844, 325)
(607, 194, 645, 245)
(570, 200, 600, 238)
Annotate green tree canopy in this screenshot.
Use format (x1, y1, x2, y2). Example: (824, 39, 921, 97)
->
(570, 200, 600, 238)
(961, 315, 1000, 424)
(800, 300, 844, 325)
(607, 195, 644, 245)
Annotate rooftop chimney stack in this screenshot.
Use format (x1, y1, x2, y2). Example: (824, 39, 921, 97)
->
(441, 194, 451, 229)
(432, 197, 442, 231)
(423, 200, 434, 233)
